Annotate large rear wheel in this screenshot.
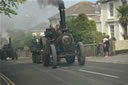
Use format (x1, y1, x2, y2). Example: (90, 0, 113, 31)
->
(32, 54, 36, 63)
(43, 54, 50, 66)
(40, 38, 50, 66)
(77, 42, 85, 66)
(36, 54, 41, 64)
(50, 44, 57, 69)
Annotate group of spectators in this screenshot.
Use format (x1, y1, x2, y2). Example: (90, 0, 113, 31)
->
(103, 35, 110, 57)
(96, 34, 110, 57)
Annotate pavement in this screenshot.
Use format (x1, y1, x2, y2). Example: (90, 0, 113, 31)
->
(87, 54, 128, 64)
(0, 54, 128, 85)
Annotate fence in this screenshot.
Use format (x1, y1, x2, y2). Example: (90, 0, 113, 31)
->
(84, 44, 104, 57)
(84, 40, 116, 57)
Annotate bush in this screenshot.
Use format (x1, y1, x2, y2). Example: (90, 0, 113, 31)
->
(67, 13, 103, 44)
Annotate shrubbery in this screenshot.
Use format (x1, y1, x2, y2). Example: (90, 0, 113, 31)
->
(67, 13, 103, 44)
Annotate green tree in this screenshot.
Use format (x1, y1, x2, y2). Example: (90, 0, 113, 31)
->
(0, 0, 26, 17)
(67, 13, 103, 44)
(89, 20, 97, 31)
(117, 5, 128, 39)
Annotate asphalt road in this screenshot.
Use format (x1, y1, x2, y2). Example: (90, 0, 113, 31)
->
(0, 56, 128, 85)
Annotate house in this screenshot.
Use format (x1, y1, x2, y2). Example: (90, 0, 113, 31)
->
(98, 0, 128, 40)
(49, 1, 101, 32)
(98, 0, 128, 51)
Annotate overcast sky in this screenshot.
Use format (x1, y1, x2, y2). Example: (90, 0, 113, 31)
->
(0, 0, 98, 30)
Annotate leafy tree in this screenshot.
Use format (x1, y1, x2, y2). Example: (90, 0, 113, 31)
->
(89, 20, 97, 31)
(0, 0, 26, 17)
(67, 13, 103, 44)
(117, 5, 128, 39)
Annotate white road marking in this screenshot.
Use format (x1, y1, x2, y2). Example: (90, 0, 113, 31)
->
(58, 69, 76, 74)
(86, 65, 124, 73)
(79, 69, 119, 79)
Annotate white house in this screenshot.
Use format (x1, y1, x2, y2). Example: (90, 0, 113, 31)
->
(98, 0, 128, 51)
(98, 0, 128, 40)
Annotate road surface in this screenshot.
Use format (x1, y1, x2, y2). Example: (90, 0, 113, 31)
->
(0, 55, 128, 85)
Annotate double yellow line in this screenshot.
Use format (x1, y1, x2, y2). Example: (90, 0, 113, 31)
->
(0, 73, 15, 85)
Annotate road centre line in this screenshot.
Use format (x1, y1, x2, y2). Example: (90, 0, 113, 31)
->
(0, 73, 15, 85)
(86, 65, 124, 73)
(79, 69, 119, 79)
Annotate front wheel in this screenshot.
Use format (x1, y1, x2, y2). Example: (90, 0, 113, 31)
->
(77, 42, 85, 66)
(50, 44, 57, 69)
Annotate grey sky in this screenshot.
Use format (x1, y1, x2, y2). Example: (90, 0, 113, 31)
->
(0, 0, 98, 30)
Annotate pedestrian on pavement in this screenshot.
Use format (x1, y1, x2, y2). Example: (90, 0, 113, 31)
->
(103, 35, 110, 57)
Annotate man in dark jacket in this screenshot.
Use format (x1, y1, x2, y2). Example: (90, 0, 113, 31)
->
(45, 24, 57, 41)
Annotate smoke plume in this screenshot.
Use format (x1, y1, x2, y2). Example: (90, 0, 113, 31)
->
(37, 0, 63, 7)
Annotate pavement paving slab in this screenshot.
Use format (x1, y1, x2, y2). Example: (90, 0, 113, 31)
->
(87, 54, 128, 64)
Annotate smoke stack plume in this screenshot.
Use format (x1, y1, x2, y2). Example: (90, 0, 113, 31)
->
(37, 0, 64, 7)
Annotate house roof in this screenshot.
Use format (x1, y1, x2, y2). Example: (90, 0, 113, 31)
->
(97, 0, 115, 3)
(49, 1, 100, 20)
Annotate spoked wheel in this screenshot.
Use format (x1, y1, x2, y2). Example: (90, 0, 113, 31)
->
(42, 54, 50, 66)
(40, 38, 50, 66)
(36, 54, 41, 64)
(66, 56, 75, 64)
(77, 42, 85, 66)
(50, 44, 57, 69)
(32, 54, 36, 63)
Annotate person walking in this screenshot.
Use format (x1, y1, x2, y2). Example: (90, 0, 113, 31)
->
(103, 35, 110, 57)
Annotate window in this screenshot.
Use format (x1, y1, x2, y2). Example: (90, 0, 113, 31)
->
(110, 25, 115, 38)
(109, 2, 114, 17)
(121, 0, 127, 5)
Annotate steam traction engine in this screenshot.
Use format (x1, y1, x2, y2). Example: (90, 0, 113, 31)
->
(40, 2, 85, 68)
(0, 37, 17, 60)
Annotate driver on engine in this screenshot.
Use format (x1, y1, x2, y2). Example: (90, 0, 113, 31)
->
(45, 24, 57, 41)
